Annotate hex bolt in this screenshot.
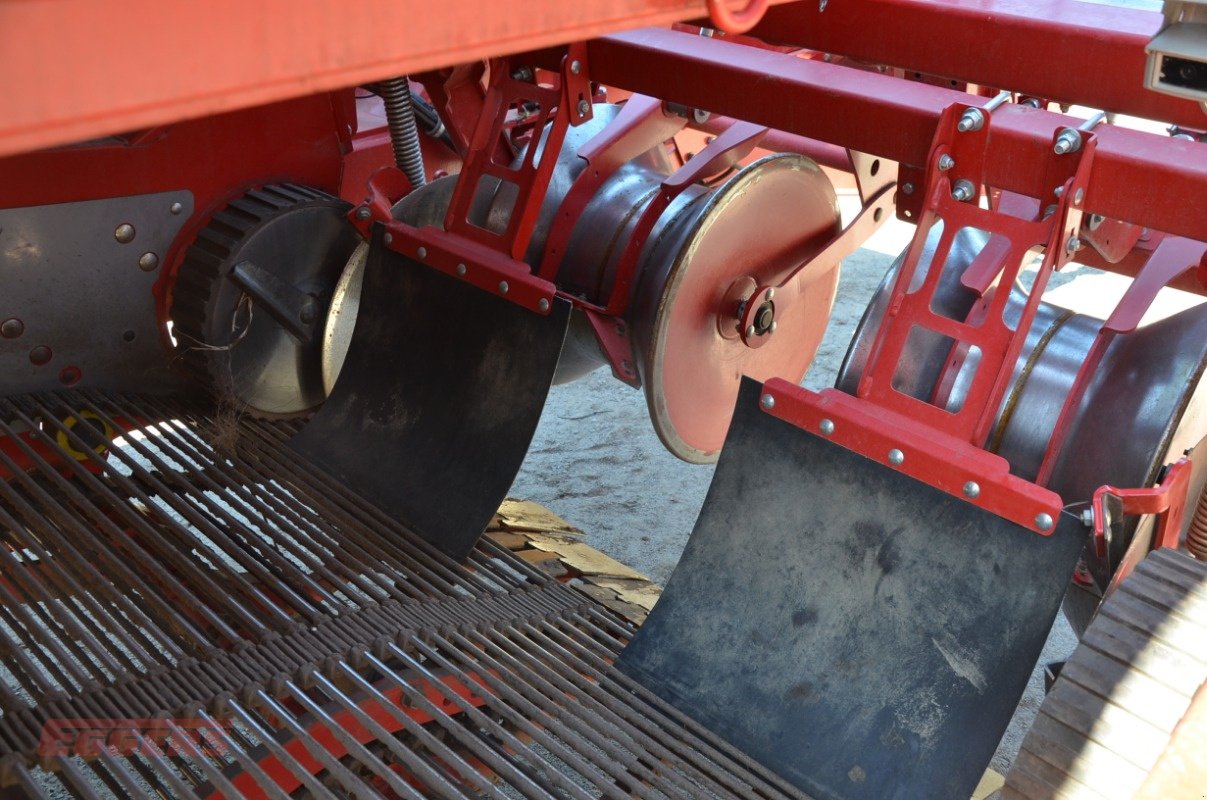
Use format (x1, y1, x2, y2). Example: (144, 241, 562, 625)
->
(416, 247, 427, 260)
(951, 179, 976, 203)
(1, 319, 23, 339)
(1035, 512, 1055, 531)
(355, 207, 371, 221)
(456, 263, 467, 276)
(1066, 235, 1082, 254)
(577, 100, 590, 117)
(569, 60, 582, 75)
(963, 481, 981, 499)
(138, 252, 160, 272)
(114, 223, 136, 243)
(498, 281, 509, 295)
(169, 202, 184, 215)
(888, 448, 905, 465)
(1054, 128, 1082, 155)
(819, 419, 835, 435)
(1080, 508, 1096, 528)
(938, 154, 955, 171)
(538, 298, 550, 312)
(957, 108, 985, 133)
(760, 393, 776, 410)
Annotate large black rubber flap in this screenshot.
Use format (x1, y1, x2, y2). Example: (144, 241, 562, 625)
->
(617, 378, 1085, 800)
(291, 227, 570, 560)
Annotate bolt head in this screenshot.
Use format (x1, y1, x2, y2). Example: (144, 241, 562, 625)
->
(760, 393, 776, 410)
(819, 419, 835, 435)
(0, 318, 24, 339)
(765, 288, 775, 301)
(888, 448, 905, 465)
(1035, 512, 1055, 531)
(1066, 236, 1082, 254)
(417, 247, 427, 260)
(1080, 508, 1095, 527)
(383, 232, 393, 245)
(498, 281, 509, 295)
(114, 223, 135, 243)
(769, 320, 778, 333)
(299, 303, 316, 325)
(538, 298, 550, 312)
(745, 325, 756, 339)
(901, 182, 915, 195)
(169, 202, 184, 215)
(570, 59, 582, 75)
(938, 154, 955, 171)
(456, 263, 466, 276)
(962, 481, 981, 499)
(138, 252, 159, 272)
(355, 207, 371, 221)
(1073, 188, 1085, 206)
(577, 100, 590, 117)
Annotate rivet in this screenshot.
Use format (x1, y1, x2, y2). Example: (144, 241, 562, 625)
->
(819, 419, 835, 435)
(498, 281, 509, 295)
(1035, 512, 1054, 531)
(169, 202, 184, 215)
(383, 232, 393, 245)
(760, 393, 776, 409)
(28, 345, 52, 366)
(769, 320, 778, 333)
(963, 481, 981, 499)
(538, 298, 550, 312)
(138, 252, 159, 272)
(1, 319, 23, 339)
(1073, 188, 1085, 206)
(456, 263, 466, 276)
(766, 288, 775, 300)
(570, 60, 582, 75)
(902, 182, 915, 195)
(417, 247, 427, 260)
(745, 325, 756, 339)
(114, 223, 135, 243)
(888, 448, 905, 465)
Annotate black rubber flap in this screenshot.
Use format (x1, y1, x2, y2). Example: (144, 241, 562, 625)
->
(617, 378, 1084, 800)
(290, 227, 570, 560)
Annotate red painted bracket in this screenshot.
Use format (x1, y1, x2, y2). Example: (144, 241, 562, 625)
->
(382, 219, 556, 315)
(759, 379, 1064, 535)
(1091, 458, 1192, 558)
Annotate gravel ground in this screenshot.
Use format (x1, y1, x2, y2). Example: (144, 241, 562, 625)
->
(510, 199, 1078, 778)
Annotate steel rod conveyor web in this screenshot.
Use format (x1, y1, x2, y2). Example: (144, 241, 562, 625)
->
(0, 390, 804, 799)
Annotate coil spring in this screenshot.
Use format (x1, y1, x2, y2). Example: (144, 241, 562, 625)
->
(379, 77, 427, 189)
(1188, 482, 1207, 560)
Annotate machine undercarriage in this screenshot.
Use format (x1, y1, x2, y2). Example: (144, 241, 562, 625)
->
(2, 1, 1207, 797)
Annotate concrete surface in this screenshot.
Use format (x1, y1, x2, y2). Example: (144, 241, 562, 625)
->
(510, 200, 1078, 777)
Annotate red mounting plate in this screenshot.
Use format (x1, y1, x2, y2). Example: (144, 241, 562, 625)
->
(759, 378, 1064, 535)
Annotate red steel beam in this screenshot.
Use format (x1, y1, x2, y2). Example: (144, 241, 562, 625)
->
(750, 0, 1207, 130)
(587, 28, 1207, 243)
(0, 0, 798, 159)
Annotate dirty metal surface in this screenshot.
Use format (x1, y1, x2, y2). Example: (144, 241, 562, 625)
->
(0, 191, 192, 395)
(291, 228, 572, 560)
(618, 378, 1085, 800)
(0, 388, 800, 799)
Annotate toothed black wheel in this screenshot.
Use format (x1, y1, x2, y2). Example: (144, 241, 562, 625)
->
(171, 184, 361, 416)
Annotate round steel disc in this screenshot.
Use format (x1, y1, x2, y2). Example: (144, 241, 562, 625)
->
(634, 154, 842, 463)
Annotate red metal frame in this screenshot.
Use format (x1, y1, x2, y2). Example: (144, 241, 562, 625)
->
(584, 28, 1207, 243)
(1091, 458, 1193, 557)
(751, 0, 1207, 129)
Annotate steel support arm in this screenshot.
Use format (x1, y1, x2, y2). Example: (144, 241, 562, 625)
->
(587, 28, 1207, 243)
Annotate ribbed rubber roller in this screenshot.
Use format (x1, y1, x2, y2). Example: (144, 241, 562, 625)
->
(630, 154, 842, 463)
